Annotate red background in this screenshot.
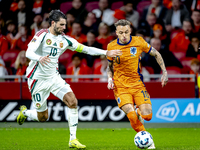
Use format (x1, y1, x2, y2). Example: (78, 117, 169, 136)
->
(0, 81, 195, 100)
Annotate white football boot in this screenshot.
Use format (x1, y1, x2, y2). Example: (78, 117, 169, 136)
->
(148, 141, 156, 149)
(134, 105, 144, 124)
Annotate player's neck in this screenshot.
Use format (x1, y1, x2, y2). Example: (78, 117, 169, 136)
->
(49, 27, 58, 36)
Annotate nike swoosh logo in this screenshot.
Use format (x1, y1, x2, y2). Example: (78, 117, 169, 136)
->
(144, 99, 149, 101)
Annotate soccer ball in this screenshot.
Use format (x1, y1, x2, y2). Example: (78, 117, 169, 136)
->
(134, 131, 153, 149)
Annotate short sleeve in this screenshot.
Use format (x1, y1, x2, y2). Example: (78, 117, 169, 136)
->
(139, 37, 152, 54)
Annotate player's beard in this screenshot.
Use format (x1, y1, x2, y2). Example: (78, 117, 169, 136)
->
(54, 25, 62, 35)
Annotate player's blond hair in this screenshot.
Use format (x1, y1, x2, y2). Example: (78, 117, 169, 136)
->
(114, 19, 131, 27)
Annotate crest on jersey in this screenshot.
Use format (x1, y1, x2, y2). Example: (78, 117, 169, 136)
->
(36, 103, 41, 108)
(31, 38, 36, 42)
(60, 42, 63, 48)
(46, 39, 52, 45)
(130, 47, 137, 56)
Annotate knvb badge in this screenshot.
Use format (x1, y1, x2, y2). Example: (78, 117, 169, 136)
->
(156, 101, 180, 121)
(130, 47, 137, 57)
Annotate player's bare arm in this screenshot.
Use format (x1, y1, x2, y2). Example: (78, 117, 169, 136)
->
(107, 61, 114, 90)
(106, 50, 122, 57)
(149, 47, 168, 87)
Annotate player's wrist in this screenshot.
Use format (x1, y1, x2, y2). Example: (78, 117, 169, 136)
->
(108, 77, 113, 83)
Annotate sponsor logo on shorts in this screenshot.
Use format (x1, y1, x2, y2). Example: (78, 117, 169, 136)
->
(46, 39, 52, 45)
(117, 97, 121, 104)
(36, 103, 41, 108)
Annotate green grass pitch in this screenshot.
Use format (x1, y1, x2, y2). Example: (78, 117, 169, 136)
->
(0, 123, 200, 150)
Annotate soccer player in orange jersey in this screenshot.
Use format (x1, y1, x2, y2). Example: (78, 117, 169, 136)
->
(107, 20, 168, 149)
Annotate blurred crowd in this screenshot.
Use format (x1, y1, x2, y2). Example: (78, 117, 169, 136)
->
(0, 0, 200, 88)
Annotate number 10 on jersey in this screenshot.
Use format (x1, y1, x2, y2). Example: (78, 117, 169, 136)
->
(49, 48, 57, 56)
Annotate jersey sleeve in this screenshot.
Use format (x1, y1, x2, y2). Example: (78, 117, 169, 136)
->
(63, 35, 79, 51)
(26, 30, 48, 61)
(63, 35, 107, 55)
(106, 43, 113, 62)
(139, 37, 152, 54)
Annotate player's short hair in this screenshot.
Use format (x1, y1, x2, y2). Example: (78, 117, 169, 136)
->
(114, 19, 131, 28)
(48, 10, 67, 26)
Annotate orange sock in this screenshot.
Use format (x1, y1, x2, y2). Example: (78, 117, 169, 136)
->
(137, 109, 152, 121)
(127, 111, 146, 132)
(142, 113, 152, 121)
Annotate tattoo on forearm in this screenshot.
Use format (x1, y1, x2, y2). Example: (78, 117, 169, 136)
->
(107, 62, 114, 78)
(150, 47, 166, 73)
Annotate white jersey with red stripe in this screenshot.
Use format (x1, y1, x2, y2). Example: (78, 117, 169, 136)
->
(26, 29, 80, 79)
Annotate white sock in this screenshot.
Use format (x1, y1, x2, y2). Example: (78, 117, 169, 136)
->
(23, 109, 39, 121)
(68, 108, 78, 141)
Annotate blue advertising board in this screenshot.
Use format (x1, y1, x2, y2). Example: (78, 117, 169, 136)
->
(149, 98, 200, 123)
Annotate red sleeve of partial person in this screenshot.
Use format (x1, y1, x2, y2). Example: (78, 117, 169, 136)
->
(169, 37, 177, 52)
(93, 65, 102, 81)
(66, 66, 73, 82)
(0, 36, 9, 56)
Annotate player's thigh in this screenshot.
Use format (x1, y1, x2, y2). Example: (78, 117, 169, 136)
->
(50, 75, 77, 108)
(134, 87, 151, 107)
(51, 74, 72, 100)
(114, 87, 133, 108)
(28, 78, 50, 112)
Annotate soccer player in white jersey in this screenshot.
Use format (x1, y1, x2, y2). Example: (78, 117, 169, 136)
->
(17, 10, 122, 149)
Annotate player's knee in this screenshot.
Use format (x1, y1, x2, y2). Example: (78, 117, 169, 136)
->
(38, 114, 48, 122)
(67, 100, 77, 108)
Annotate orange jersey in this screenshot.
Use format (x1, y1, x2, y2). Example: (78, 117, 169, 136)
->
(107, 36, 152, 87)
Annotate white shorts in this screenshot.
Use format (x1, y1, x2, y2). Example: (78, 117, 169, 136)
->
(28, 74, 72, 112)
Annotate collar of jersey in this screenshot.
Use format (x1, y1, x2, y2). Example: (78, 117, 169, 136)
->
(117, 35, 132, 46)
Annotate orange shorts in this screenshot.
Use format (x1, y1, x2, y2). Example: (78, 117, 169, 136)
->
(113, 82, 151, 108)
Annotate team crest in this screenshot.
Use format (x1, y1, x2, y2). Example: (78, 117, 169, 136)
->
(31, 38, 36, 42)
(130, 47, 137, 56)
(60, 42, 63, 48)
(46, 39, 52, 45)
(36, 103, 41, 108)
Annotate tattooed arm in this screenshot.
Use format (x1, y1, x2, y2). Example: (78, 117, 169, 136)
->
(107, 61, 114, 90)
(149, 47, 168, 87)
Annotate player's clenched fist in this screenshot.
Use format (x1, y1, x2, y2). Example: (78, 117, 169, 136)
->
(106, 50, 122, 57)
(39, 55, 51, 66)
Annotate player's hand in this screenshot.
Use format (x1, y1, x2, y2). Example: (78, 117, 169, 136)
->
(39, 55, 51, 66)
(107, 78, 114, 90)
(161, 71, 168, 88)
(106, 50, 122, 57)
